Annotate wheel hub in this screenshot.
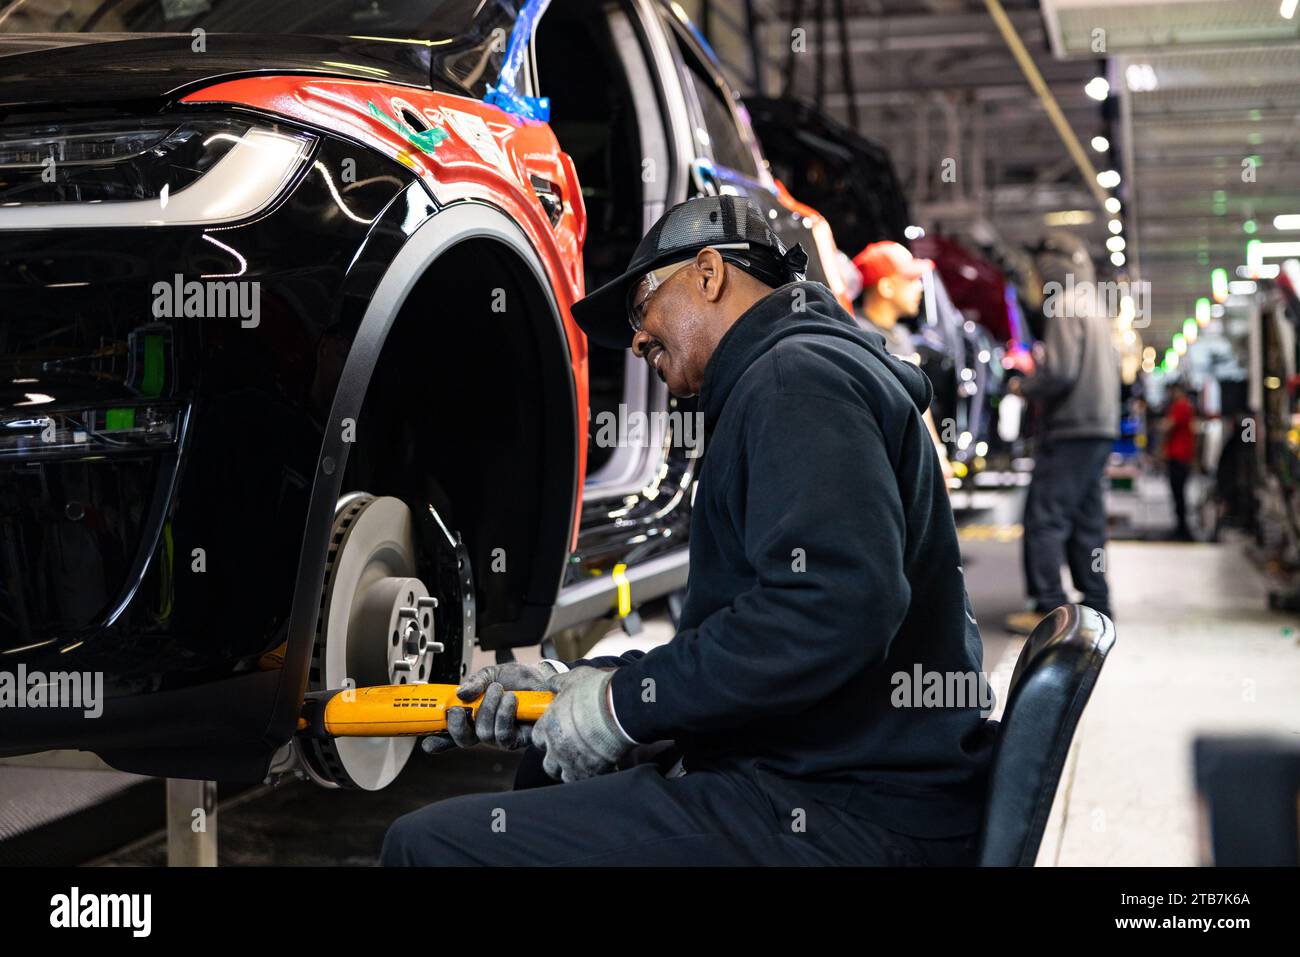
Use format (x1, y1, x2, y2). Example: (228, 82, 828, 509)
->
(350, 575, 443, 686)
(301, 494, 445, 790)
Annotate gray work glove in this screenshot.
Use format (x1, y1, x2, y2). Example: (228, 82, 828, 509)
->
(421, 661, 558, 754)
(531, 667, 635, 782)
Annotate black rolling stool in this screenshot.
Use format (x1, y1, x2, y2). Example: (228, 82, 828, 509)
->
(977, 604, 1116, 866)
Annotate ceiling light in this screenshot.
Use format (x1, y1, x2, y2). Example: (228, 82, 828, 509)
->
(1274, 214, 1300, 230)
(1106, 235, 1126, 252)
(1085, 77, 1110, 101)
(1196, 298, 1211, 326)
(1091, 136, 1109, 152)
(1110, 251, 1126, 267)
(1125, 64, 1159, 93)
(1212, 267, 1230, 302)
(1097, 169, 1121, 189)
(1105, 197, 1121, 214)
(1108, 219, 1123, 234)
(1044, 209, 1094, 226)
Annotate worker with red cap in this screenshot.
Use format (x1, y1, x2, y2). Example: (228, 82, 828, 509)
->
(853, 241, 952, 483)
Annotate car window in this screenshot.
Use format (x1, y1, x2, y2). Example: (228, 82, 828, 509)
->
(0, 0, 517, 97)
(664, 20, 761, 179)
(0, 0, 501, 35)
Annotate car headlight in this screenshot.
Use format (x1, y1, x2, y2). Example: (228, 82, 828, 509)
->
(0, 115, 315, 229)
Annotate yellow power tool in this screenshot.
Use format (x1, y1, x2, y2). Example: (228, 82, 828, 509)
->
(298, 683, 553, 738)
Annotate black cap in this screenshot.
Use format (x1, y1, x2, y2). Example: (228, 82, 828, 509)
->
(570, 195, 808, 349)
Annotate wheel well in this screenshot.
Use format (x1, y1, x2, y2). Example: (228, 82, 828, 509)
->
(342, 237, 576, 648)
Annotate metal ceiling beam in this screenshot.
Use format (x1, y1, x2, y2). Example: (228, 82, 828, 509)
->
(981, 0, 1110, 213)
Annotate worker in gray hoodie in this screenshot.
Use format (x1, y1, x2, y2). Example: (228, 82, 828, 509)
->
(1006, 233, 1120, 634)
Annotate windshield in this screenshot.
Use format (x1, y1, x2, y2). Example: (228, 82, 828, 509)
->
(0, 0, 512, 39)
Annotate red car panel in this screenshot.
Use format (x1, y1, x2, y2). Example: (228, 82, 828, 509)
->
(182, 76, 591, 543)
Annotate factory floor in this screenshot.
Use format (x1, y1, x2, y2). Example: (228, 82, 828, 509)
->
(3, 476, 1297, 866)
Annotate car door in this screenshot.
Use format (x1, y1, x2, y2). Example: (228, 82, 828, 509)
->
(654, 5, 832, 289)
(527, 0, 701, 625)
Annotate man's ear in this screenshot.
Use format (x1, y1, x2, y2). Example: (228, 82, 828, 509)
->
(696, 247, 726, 303)
(876, 275, 896, 302)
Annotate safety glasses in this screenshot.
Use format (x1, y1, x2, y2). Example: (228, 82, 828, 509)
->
(627, 242, 753, 334)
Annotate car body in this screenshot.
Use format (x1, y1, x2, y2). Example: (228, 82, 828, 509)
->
(0, 0, 838, 788)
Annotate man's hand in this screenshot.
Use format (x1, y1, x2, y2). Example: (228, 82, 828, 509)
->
(421, 661, 557, 754)
(532, 667, 634, 782)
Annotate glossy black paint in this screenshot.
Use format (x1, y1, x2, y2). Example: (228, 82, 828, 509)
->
(0, 0, 722, 778)
(0, 131, 423, 757)
(0, 33, 442, 114)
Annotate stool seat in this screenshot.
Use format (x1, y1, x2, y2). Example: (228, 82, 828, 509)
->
(977, 604, 1116, 866)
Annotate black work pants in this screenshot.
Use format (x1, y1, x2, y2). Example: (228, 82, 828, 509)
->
(1022, 437, 1113, 619)
(1167, 459, 1191, 536)
(380, 754, 976, 866)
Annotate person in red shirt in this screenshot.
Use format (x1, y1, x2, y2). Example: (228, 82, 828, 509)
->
(1161, 383, 1197, 540)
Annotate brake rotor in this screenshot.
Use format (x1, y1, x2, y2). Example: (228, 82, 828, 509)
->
(301, 494, 443, 790)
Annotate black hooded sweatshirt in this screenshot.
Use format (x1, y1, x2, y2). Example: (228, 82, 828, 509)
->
(605, 281, 994, 839)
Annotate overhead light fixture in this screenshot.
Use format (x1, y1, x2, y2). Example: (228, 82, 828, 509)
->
(1119, 296, 1135, 325)
(1110, 251, 1126, 267)
(1241, 263, 1281, 279)
(1283, 0, 1298, 20)
(1183, 318, 1199, 343)
(1097, 169, 1122, 189)
(1211, 267, 1230, 302)
(1173, 333, 1187, 355)
(1228, 280, 1257, 295)
(1105, 197, 1121, 214)
(1274, 214, 1300, 230)
(1125, 63, 1159, 93)
(1091, 135, 1110, 152)
(1196, 297, 1211, 326)
(1106, 235, 1126, 252)
(1108, 219, 1123, 234)
(904, 224, 925, 239)
(1247, 239, 1300, 268)
(1044, 209, 1094, 226)
(1085, 77, 1111, 101)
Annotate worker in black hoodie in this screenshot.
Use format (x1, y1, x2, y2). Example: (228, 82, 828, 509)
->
(381, 197, 994, 866)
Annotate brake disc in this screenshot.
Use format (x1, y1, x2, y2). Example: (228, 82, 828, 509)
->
(300, 494, 444, 790)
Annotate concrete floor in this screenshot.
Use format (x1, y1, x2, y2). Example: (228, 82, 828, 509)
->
(1034, 538, 1300, 865)
(5, 476, 1296, 866)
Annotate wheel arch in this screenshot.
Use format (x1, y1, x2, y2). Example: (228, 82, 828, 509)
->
(265, 200, 579, 748)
